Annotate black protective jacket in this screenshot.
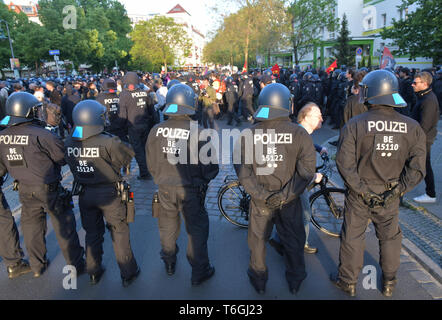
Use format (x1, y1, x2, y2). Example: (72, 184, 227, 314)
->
(65, 132, 134, 185)
(146, 116, 219, 187)
(0, 122, 65, 185)
(234, 118, 316, 209)
(337, 105, 426, 195)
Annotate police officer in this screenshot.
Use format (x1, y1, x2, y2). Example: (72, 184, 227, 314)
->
(119, 72, 154, 180)
(225, 77, 241, 126)
(331, 70, 427, 297)
(288, 73, 301, 116)
(146, 84, 219, 286)
(0, 169, 32, 279)
(64, 100, 140, 287)
(234, 83, 316, 294)
(0, 92, 85, 277)
(96, 78, 127, 142)
(238, 72, 256, 122)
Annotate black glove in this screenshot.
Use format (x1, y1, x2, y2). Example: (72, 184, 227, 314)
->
(265, 192, 284, 210)
(382, 184, 402, 208)
(361, 192, 384, 209)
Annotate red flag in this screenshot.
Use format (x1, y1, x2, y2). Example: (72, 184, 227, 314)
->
(380, 47, 396, 69)
(326, 60, 337, 74)
(242, 61, 247, 73)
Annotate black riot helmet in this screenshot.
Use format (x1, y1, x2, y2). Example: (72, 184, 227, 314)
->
(337, 72, 347, 81)
(102, 79, 117, 93)
(303, 72, 313, 81)
(71, 100, 107, 140)
(167, 79, 181, 90)
(332, 69, 341, 78)
(0, 92, 42, 126)
(225, 76, 234, 84)
(289, 73, 297, 82)
(359, 69, 406, 108)
(164, 83, 196, 116)
(254, 83, 292, 121)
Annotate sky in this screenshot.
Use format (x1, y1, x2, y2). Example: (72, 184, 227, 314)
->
(119, 0, 240, 37)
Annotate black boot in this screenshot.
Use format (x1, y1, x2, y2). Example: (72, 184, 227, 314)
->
(122, 268, 140, 288)
(90, 267, 106, 285)
(382, 277, 397, 297)
(330, 273, 356, 297)
(7, 260, 32, 279)
(191, 265, 215, 286)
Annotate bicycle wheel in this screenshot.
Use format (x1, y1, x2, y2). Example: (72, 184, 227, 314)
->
(218, 180, 250, 228)
(309, 187, 346, 237)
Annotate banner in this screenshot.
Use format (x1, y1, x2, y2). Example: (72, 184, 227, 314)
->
(380, 47, 396, 70)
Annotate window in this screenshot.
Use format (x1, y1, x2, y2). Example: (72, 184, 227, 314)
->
(382, 13, 386, 27)
(21, 6, 34, 14)
(367, 18, 373, 29)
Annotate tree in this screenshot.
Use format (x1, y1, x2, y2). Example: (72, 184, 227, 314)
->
(130, 16, 191, 72)
(333, 14, 352, 66)
(380, 0, 442, 65)
(288, 0, 338, 65)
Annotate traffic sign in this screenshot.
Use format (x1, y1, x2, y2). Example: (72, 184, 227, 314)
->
(356, 47, 363, 55)
(49, 50, 60, 56)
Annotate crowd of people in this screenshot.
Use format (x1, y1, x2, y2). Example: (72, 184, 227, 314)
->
(0, 63, 439, 296)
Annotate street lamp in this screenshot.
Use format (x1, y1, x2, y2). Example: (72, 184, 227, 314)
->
(0, 19, 20, 79)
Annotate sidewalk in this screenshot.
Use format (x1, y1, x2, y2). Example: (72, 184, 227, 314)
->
(323, 118, 442, 285)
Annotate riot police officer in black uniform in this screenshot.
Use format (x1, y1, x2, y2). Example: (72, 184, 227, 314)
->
(146, 84, 219, 286)
(331, 70, 427, 297)
(238, 73, 256, 122)
(0, 92, 85, 277)
(0, 168, 32, 279)
(119, 72, 154, 180)
(64, 100, 139, 286)
(96, 78, 127, 142)
(288, 73, 301, 116)
(225, 77, 241, 126)
(234, 83, 316, 294)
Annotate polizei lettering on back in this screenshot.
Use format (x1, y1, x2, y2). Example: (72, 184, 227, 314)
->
(131, 91, 147, 98)
(367, 121, 407, 133)
(0, 135, 29, 145)
(67, 147, 100, 158)
(253, 133, 292, 145)
(156, 127, 190, 140)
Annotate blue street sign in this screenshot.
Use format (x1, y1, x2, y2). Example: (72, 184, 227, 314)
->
(49, 50, 60, 56)
(356, 47, 363, 55)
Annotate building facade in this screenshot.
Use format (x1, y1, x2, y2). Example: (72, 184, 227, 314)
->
(6, 1, 41, 25)
(270, 0, 432, 70)
(129, 4, 206, 69)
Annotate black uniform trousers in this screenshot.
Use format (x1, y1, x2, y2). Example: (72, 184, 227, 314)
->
(338, 191, 402, 284)
(202, 106, 215, 129)
(227, 102, 241, 125)
(157, 185, 210, 281)
(248, 197, 306, 287)
(0, 191, 23, 266)
(240, 97, 255, 119)
(79, 184, 138, 279)
(128, 126, 149, 177)
(425, 143, 436, 198)
(18, 184, 84, 273)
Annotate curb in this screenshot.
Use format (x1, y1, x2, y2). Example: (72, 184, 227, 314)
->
(402, 238, 442, 284)
(323, 135, 442, 285)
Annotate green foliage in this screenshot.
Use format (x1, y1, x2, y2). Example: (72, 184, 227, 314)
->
(380, 0, 442, 64)
(333, 14, 352, 66)
(288, 0, 338, 65)
(129, 16, 191, 72)
(0, 0, 133, 75)
(360, 55, 366, 67)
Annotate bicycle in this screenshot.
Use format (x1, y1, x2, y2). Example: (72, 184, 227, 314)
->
(217, 155, 346, 237)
